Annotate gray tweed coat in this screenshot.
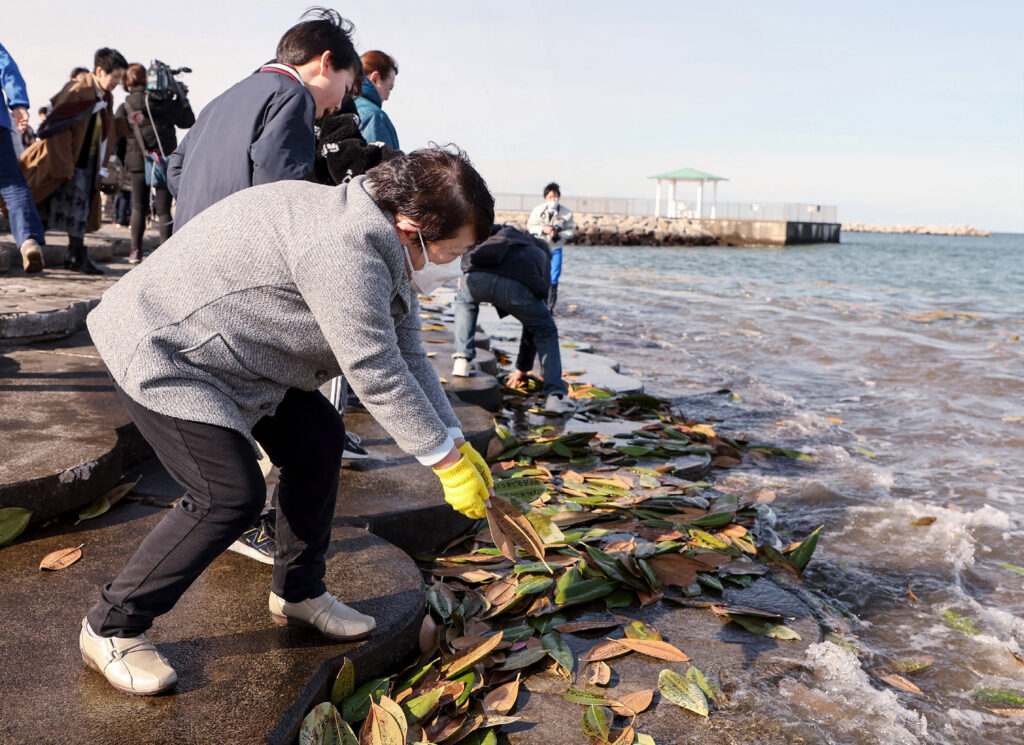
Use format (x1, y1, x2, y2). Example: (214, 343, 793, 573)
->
(87, 176, 461, 459)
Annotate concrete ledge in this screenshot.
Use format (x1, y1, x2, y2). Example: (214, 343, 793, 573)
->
(0, 297, 100, 343)
(0, 503, 423, 745)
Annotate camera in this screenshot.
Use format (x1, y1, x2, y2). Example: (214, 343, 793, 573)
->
(146, 59, 191, 98)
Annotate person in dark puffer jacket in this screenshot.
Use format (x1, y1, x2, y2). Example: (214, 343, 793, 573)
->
(452, 224, 574, 414)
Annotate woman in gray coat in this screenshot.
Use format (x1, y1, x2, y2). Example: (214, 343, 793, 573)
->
(79, 147, 495, 695)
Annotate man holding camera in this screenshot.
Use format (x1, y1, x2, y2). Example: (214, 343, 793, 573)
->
(527, 181, 575, 311)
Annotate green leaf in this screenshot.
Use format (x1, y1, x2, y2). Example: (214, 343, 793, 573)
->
(0, 507, 32, 546)
(552, 441, 573, 458)
(728, 615, 802, 640)
(603, 588, 635, 609)
(493, 477, 547, 502)
(401, 684, 446, 724)
(299, 701, 357, 745)
(555, 578, 617, 607)
(495, 423, 518, 450)
(686, 665, 717, 701)
(691, 511, 735, 528)
(562, 688, 611, 706)
(974, 687, 1024, 706)
(582, 705, 613, 741)
(515, 576, 554, 596)
(541, 631, 574, 673)
(996, 562, 1024, 576)
(529, 613, 566, 634)
(499, 646, 549, 671)
(634, 735, 657, 745)
(943, 609, 978, 636)
(461, 729, 499, 745)
(659, 668, 709, 717)
(623, 620, 661, 641)
(452, 670, 475, 707)
(617, 445, 654, 457)
(329, 657, 355, 705)
(341, 677, 389, 723)
(495, 625, 534, 644)
(788, 526, 823, 571)
(687, 529, 733, 552)
(426, 585, 453, 620)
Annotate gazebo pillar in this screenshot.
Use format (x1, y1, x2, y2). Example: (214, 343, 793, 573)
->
(654, 180, 662, 217)
(711, 181, 718, 218)
(667, 179, 676, 218)
(696, 180, 704, 218)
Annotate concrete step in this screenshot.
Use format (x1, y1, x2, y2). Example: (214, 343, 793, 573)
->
(0, 501, 424, 745)
(0, 331, 148, 524)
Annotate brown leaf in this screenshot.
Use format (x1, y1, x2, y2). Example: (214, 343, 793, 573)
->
(486, 496, 549, 568)
(712, 456, 743, 468)
(986, 708, 1024, 720)
(586, 661, 611, 686)
(442, 631, 504, 677)
(553, 619, 622, 634)
(609, 724, 635, 745)
(419, 614, 438, 655)
(562, 470, 585, 484)
(39, 544, 83, 571)
(755, 489, 777, 503)
(423, 714, 464, 743)
(646, 554, 706, 587)
(583, 640, 630, 663)
(610, 689, 655, 716)
(358, 701, 405, 745)
(609, 637, 689, 662)
(874, 671, 924, 695)
(429, 566, 501, 582)
(636, 588, 664, 606)
(482, 675, 520, 715)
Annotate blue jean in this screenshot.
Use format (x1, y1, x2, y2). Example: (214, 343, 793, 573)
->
(0, 125, 44, 247)
(455, 273, 567, 397)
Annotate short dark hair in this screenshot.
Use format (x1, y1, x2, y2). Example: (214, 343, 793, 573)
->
(123, 63, 146, 89)
(70, 66, 89, 79)
(94, 48, 128, 74)
(543, 182, 560, 198)
(366, 145, 495, 244)
(276, 7, 360, 72)
(361, 50, 398, 79)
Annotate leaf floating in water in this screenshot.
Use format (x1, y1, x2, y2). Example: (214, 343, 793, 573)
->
(943, 609, 978, 636)
(890, 655, 933, 674)
(851, 446, 877, 459)
(0, 507, 32, 546)
(996, 562, 1024, 576)
(974, 687, 1024, 707)
(727, 615, 802, 640)
(659, 668, 709, 717)
(787, 525, 823, 571)
(910, 516, 937, 526)
(986, 708, 1024, 720)
(686, 666, 717, 701)
(39, 544, 84, 571)
(874, 670, 924, 695)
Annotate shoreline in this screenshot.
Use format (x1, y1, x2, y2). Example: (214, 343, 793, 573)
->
(840, 221, 991, 236)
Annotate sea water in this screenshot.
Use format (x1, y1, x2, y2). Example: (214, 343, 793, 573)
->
(552, 232, 1024, 744)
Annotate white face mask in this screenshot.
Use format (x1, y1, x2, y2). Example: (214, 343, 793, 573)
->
(402, 228, 464, 295)
(547, 200, 559, 211)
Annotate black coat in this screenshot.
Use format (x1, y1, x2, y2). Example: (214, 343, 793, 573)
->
(116, 87, 195, 173)
(462, 225, 552, 300)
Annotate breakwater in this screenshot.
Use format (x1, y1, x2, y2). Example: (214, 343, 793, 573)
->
(841, 221, 991, 236)
(495, 210, 717, 246)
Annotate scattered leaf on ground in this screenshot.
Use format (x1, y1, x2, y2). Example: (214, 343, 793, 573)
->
(39, 544, 84, 571)
(0, 507, 32, 546)
(659, 668, 709, 717)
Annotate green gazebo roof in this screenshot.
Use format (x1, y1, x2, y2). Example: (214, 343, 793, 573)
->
(648, 168, 727, 181)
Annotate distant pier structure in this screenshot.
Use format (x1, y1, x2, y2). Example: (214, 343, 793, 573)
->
(648, 166, 840, 245)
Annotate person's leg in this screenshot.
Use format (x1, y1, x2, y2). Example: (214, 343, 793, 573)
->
(252, 388, 343, 602)
(453, 278, 481, 361)
(548, 247, 563, 311)
(129, 171, 148, 258)
(516, 328, 538, 376)
(154, 185, 172, 244)
(63, 167, 103, 274)
(0, 126, 45, 271)
(87, 389, 266, 638)
(491, 277, 568, 397)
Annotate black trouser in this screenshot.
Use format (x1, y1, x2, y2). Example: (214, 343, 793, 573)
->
(87, 386, 344, 637)
(129, 171, 172, 252)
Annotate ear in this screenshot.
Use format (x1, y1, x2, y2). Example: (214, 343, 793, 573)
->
(394, 218, 419, 243)
(319, 50, 333, 77)
(369, 70, 381, 84)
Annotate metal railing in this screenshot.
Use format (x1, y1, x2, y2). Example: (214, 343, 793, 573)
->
(494, 194, 838, 224)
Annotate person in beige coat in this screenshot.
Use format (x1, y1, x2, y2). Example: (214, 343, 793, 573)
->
(18, 47, 140, 273)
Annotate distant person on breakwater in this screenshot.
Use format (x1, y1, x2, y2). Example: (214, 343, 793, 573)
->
(167, 6, 360, 231)
(527, 182, 574, 311)
(116, 62, 194, 262)
(354, 50, 399, 149)
(18, 47, 142, 275)
(453, 224, 574, 414)
(78, 146, 495, 696)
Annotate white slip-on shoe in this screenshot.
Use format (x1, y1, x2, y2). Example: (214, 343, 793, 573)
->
(451, 358, 477, 377)
(269, 591, 376, 641)
(544, 393, 576, 414)
(79, 618, 177, 695)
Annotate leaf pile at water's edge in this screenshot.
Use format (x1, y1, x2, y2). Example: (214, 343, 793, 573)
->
(292, 380, 833, 744)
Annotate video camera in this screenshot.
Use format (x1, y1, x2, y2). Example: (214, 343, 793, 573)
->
(146, 59, 191, 99)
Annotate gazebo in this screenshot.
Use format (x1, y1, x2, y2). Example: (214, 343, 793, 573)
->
(649, 167, 727, 219)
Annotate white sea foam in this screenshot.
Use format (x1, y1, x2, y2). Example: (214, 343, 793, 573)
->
(780, 641, 929, 744)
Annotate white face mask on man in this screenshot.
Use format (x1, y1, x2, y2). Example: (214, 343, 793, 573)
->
(401, 227, 464, 295)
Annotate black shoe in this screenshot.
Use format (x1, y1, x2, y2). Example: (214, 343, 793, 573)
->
(227, 509, 276, 565)
(343, 432, 369, 460)
(64, 237, 104, 275)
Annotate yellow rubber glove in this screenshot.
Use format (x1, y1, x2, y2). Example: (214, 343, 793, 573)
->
(435, 454, 489, 519)
(458, 442, 494, 491)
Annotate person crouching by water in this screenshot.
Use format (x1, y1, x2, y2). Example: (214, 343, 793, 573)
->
(526, 182, 574, 311)
(79, 146, 496, 695)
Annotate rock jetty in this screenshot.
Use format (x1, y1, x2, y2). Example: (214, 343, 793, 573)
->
(841, 221, 991, 236)
(496, 210, 717, 246)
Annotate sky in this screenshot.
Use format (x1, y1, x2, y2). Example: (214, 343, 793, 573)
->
(4, 1, 1022, 231)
